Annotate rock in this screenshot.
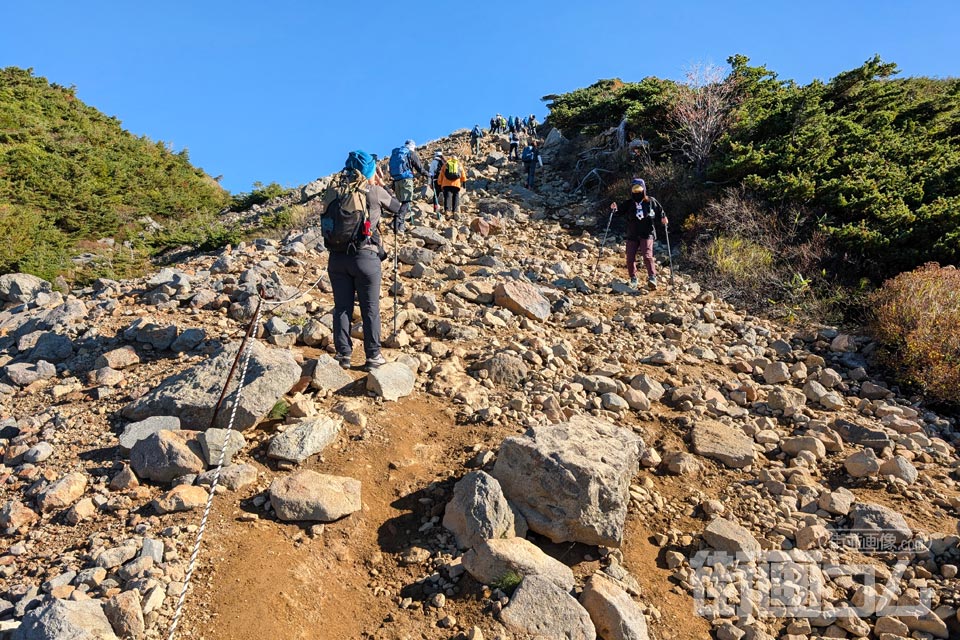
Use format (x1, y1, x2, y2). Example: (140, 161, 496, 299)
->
(310, 354, 353, 391)
(795, 524, 831, 550)
(493, 415, 643, 546)
(365, 362, 415, 401)
(65, 498, 97, 525)
(579, 573, 650, 640)
(29, 332, 74, 363)
(118, 416, 181, 453)
(130, 430, 205, 484)
(198, 428, 246, 466)
(152, 485, 208, 514)
(663, 451, 702, 475)
(860, 381, 892, 400)
(832, 419, 891, 451)
(499, 575, 596, 640)
(269, 470, 361, 522)
(0, 273, 51, 304)
(896, 595, 949, 638)
(781, 436, 827, 460)
(122, 341, 301, 430)
(622, 388, 651, 411)
(763, 362, 790, 384)
(398, 245, 436, 266)
(104, 590, 144, 640)
(478, 198, 521, 219)
(830, 334, 857, 352)
(37, 472, 87, 513)
(5, 360, 56, 386)
(703, 517, 762, 557)
(24, 442, 54, 463)
(630, 375, 664, 401)
(844, 448, 880, 478)
(171, 327, 206, 352)
(95, 346, 140, 370)
(479, 352, 529, 387)
(691, 421, 755, 469)
(442, 471, 528, 550)
(767, 387, 807, 415)
(818, 487, 855, 515)
(1, 499, 39, 534)
(493, 281, 550, 321)
(300, 318, 330, 347)
(13, 598, 118, 640)
(197, 463, 258, 491)
(124, 318, 178, 350)
(462, 538, 575, 590)
(267, 416, 342, 463)
(848, 503, 912, 544)
(879, 455, 918, 484)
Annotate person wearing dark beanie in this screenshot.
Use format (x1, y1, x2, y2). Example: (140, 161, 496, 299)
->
(609, 177, 669, 289)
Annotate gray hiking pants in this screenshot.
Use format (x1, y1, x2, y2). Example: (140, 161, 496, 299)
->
(328, 250, 382, 359)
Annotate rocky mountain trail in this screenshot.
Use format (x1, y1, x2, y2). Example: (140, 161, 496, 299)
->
(1, 129, 959, 640)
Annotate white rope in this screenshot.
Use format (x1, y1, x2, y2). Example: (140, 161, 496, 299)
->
(166, 302, 263, 640)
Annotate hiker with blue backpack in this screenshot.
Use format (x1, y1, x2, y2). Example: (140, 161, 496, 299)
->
(388, 140, 426, 232)
(320, 150, 403, 370)
(521, 139, 542, 190)
(470, 124, 484, 155)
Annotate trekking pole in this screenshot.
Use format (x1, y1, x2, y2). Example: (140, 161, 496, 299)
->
(595, 208, 615, 273)
(392, 227, 399, 338)
(664, 222, 676, 287)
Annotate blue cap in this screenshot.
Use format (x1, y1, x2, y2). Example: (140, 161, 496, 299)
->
(631, 178, 646, 189)
(345, 150, 376, 179)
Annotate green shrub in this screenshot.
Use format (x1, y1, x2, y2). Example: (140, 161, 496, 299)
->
(707, 236, 773, 282)
(230, 182, 289, 211)
(268, 400, 290, 421)
(871, 263, 960, 403)
(491, 571, 523, 594)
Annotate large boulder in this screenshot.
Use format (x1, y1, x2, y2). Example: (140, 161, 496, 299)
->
(13, 598, 118, 640)
(848, 502, 913, 545)
(492, 416, 644, 546)
(442, 471, 527, 550)
(267, 416, 342, 463)
(121, 341, 301, 430)
(269, 470, 361, 522)
(0, 273, 51, 304)
(690, 421, 755, 469)
(479, 352, 528, 387)
(494, 281, 550, 321)
(462, 537, 574, 590)
(499, 575, 596, 640)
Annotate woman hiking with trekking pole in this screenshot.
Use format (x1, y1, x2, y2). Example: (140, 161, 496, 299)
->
(609, 178, 668, 290)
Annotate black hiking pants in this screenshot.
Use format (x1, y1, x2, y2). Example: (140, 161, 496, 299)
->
(442, 186, 461, 213)
(328, 250, 382, 359)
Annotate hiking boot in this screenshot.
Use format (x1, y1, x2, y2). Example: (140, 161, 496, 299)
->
(337, 355, 352, 369)
(629, 277, 638, 289)
(364, 353, 387, 370)
(647, 276, 657, 290)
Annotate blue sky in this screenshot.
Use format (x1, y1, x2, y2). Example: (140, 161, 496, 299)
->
(2, 1, 956, 193)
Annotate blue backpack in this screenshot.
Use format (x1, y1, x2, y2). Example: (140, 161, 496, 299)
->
(389, 147, 413, 180)
(521, 146, 535, 162)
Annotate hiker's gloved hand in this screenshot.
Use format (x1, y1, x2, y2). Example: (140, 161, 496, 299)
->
(610, 203, 618, 213)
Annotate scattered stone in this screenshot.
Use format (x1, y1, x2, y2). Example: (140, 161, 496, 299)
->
(691, 421, 755, 469)
(118, 416, 181, 453)
(463, 537, 575, 590)
(267, 416, 342, 463)
(848, 503, 912, 544)
(579, 573, 650, 640)
(104, 590, 145, 640)
(198, 428, 246, 466)
(493, 281, 550, 321)
(152, 485, 208, 514)
(269, 470, 361, 522)
(310, 354, 354, 391)
(130, 430, 205, 484)
(366, 362, 415, 401)
(14, 598, 118, 640)
(499, 575, 596, 640)
(844, 448, 880, 478)
(480, 352, 529, 387)
(703, 517, 762, 557)
(879, 455, 918, 484)
(442, 471, 528, 550)
(38, 472, 87, 513)
(197, 463, 258, 491)
(1, 499, 39, 534)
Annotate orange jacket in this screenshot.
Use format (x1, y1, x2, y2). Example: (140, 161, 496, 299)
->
(437, 159, 467, 188)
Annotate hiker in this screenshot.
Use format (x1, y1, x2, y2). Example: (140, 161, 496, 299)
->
(528, 114, 538, 136)
(514, 116, 522, 133)
(521, 139, 542, 189)
(388, 140, 426, 232)
(436, 155, 467, 215)
(489, 116, 497, 133)
(321, 150, 402, 370)
(427, 150, 445, 215)
(609, 177, 669, 289)
(507, 115, 515, 133)
(470, 124, 484, 155)
(499, 115, 507, 134)
(508, 129, 521, 161)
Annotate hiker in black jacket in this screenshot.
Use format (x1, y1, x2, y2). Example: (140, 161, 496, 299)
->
(610, 178, 668, 289)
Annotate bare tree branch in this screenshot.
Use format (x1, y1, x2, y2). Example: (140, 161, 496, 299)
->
(668, 62, 739, 172)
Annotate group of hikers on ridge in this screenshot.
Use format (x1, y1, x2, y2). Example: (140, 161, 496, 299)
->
(489, 113, 537, 135)
(318, 126, 670, 373)
(470, 124, 543, 190)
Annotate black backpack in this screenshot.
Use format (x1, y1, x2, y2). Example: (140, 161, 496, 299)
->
(321, 184, 370, 254)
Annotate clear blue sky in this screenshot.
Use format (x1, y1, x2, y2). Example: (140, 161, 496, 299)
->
(2, 1, 956, 194)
